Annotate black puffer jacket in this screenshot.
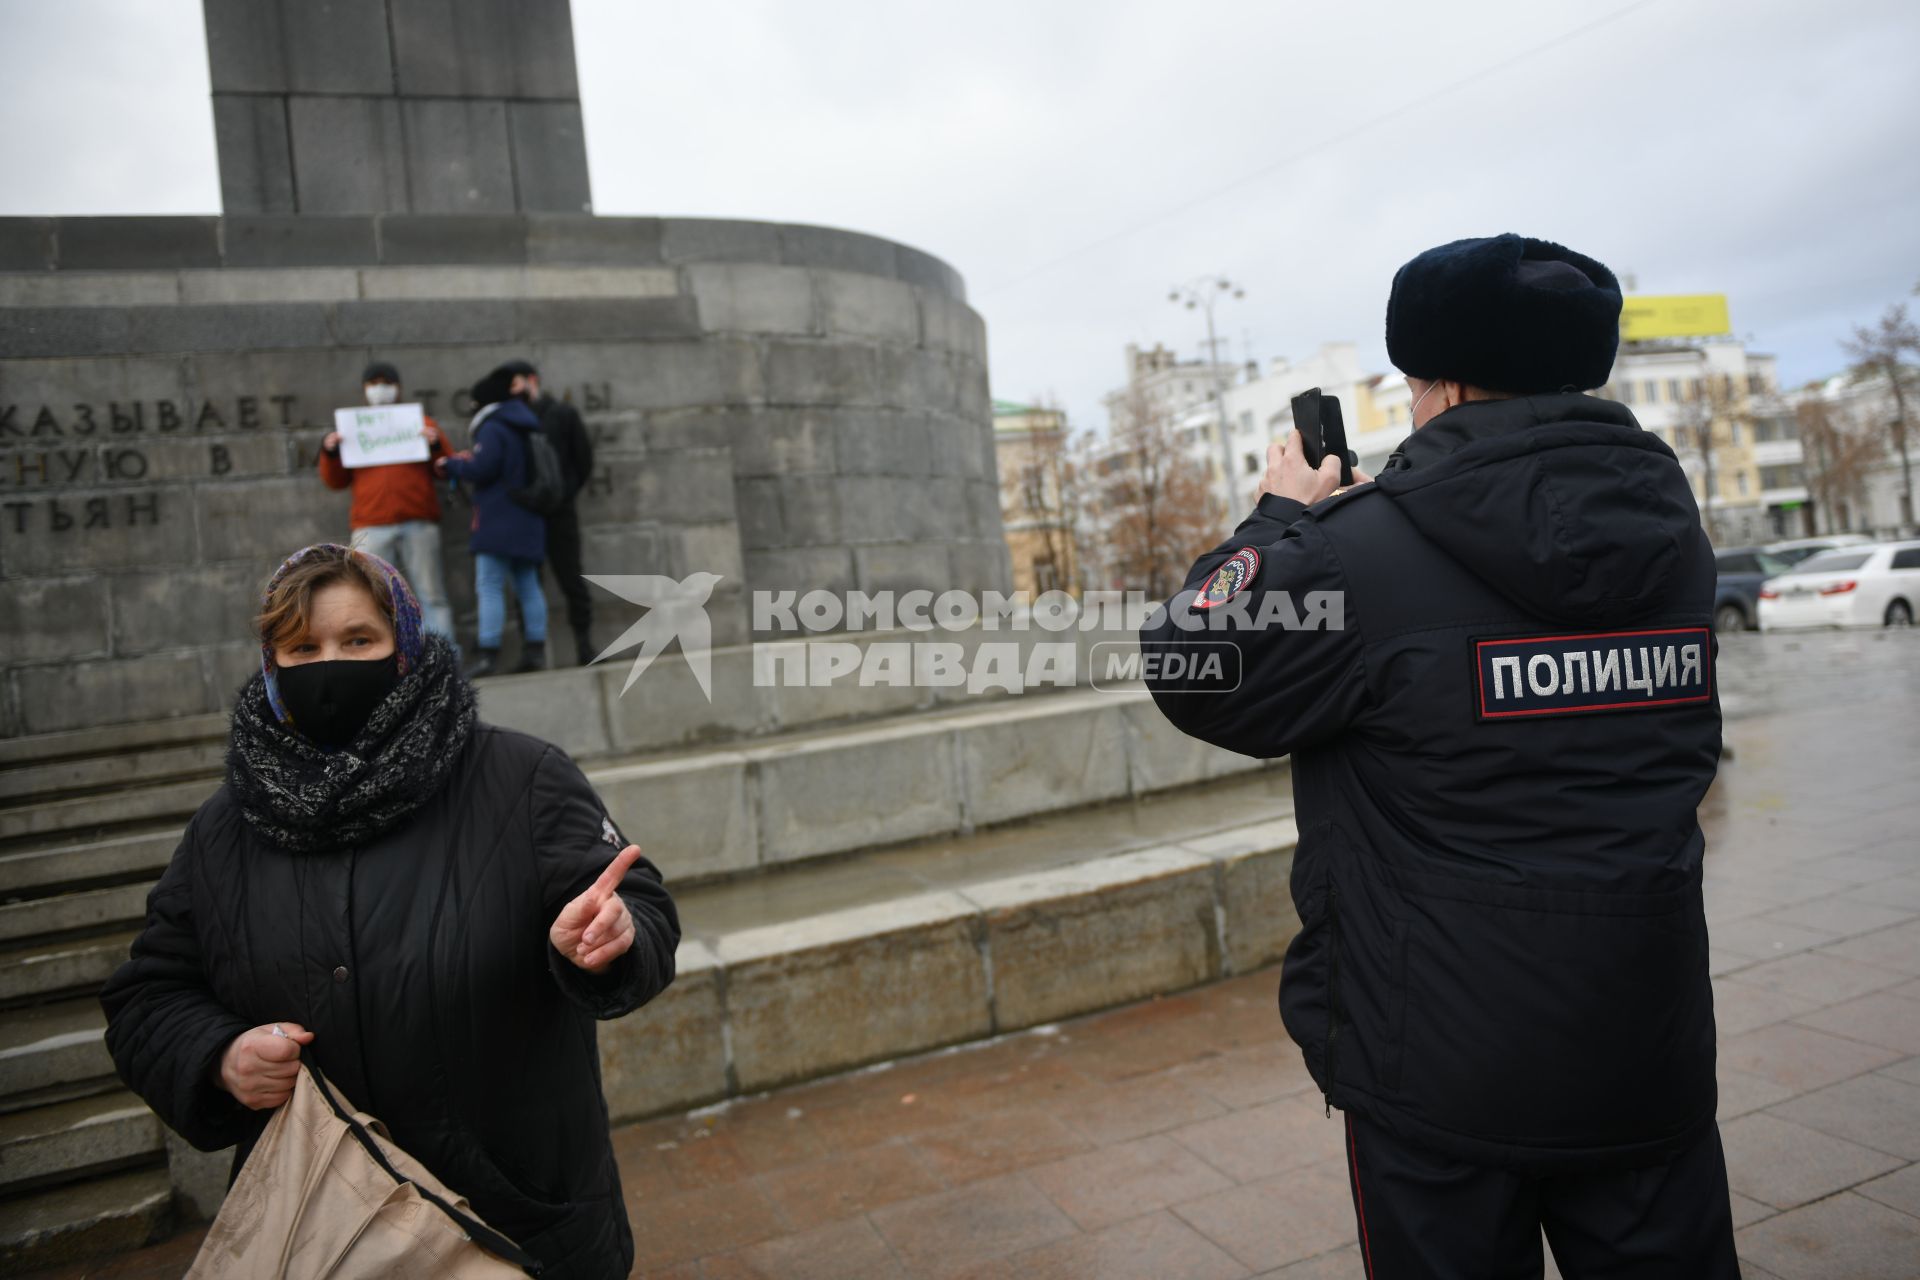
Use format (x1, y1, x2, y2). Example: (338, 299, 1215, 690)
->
(1143, 394, 1721, 1172)
(533, 393, 595, 502)
(101, 723, 678, 1279)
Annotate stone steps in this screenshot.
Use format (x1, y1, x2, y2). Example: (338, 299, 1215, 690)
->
(0, 715, 227, 772)
(0, 884, 153, 947)
(0, 1089, 163, 1196)
(0, 619, 1137, 812)
(0, 1166, 172, 1272)
(0, 686, 1257, 891)
(0, 740, 227, 809)
(0, 998, 114, 1103)
(0, 778, 214, 847)
(0, 771, 1297, 1132)
(0, 831, 178, 899)
(597, 769, 1300, 1121)
(593, 686, 1261, 882)
(0, 932, 138, 1007)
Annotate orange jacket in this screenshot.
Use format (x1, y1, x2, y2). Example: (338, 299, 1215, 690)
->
(318, 414, 447, 529)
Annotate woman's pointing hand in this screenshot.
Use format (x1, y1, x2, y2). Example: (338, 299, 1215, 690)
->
(550, 844, 643, 973)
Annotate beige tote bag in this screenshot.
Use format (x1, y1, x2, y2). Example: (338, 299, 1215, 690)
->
(187, 1062, 539, 1278)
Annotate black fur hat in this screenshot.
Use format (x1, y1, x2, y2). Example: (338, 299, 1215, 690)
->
(1385, 234, 1622, 394)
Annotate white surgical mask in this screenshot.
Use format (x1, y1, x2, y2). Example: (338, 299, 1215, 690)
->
(1408, 380, 1442, 424)
(365, 383, 400, 407)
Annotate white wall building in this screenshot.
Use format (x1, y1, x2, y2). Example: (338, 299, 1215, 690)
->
(1598, 341, 1806, 546)
(1217, 342, 1382, 509)
(1102, 342, 1238, 436)
(1793, 367, 1918, 539)
(1100, 334, 1820, 546)
(1100, 340, 1390, 520)
(1101, 342, 1244, 522)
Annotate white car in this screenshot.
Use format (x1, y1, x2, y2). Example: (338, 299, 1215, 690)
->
(1762, 533, 1873, 567)
(1758, 541, 1920, 630)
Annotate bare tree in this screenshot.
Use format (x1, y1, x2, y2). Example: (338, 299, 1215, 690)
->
(997, 398, 1084, 595)
(1091, 384, 1219, 599)
(1841, 303, 1920, 529)
(1668, 375, 1738, 541)
(1795, 396, 1886, 533)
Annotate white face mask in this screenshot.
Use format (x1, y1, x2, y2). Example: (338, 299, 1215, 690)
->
(364, 383, 400, 407)
(1408, 379, 1443, 424)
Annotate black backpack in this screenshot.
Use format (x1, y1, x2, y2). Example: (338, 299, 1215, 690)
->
(510, 428, 569, 516)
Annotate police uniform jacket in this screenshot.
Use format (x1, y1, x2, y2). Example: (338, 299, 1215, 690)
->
(100, 724, 678, 1279)
(1141, 393, 1721, 1172)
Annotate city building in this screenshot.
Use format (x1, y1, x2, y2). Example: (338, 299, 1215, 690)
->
(992, 400, 1079, 593)
(1219, 342, 1385, 505)
(1596, 340, 1807, 545)
(1100, 341, 1388, 520)
(1101, 342, 1243, 519)
(1793, 365, 1917, 538)
(1099, 315, 1824, 547)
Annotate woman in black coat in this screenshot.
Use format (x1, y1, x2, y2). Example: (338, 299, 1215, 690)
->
(101, 543, 678, 1279)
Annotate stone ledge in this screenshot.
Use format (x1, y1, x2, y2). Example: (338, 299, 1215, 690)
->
(0, 216, 969, 301)
(6, 660, 1268, 885)
(597, 817, 1298, 1120)
(0, 1166, 172, 1274)
(0, 1091, 163, 1192)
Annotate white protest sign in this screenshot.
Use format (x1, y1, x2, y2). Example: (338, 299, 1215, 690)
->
(334, 404, 431, 468)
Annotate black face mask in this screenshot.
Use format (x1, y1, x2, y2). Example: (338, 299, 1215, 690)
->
(276, 655, 401, 750)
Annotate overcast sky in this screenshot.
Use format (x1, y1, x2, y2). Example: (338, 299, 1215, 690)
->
(4, 0, 1917, 429)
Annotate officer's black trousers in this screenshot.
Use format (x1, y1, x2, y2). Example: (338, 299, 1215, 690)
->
(1342, 1111, 1740, 1279)
(544, 502, 593, 646)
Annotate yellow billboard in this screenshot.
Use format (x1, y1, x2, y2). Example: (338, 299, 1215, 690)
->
(1620, 294, 1731, 341)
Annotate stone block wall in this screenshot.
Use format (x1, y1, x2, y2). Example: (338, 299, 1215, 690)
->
(203, 0, 592, 216)
(0, 215, 1008, 737)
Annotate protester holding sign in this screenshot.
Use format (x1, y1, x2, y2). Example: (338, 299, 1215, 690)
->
(317, 362, 456, 644)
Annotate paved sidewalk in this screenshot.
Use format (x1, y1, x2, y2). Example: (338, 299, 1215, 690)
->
(40, 631, 1920, 1278)
(601, 631, 1920, 1279)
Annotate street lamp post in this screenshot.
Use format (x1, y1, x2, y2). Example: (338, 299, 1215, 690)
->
(1169, 276, 1246, 521)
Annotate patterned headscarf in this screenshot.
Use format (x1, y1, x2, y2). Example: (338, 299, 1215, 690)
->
(260, 543, 426, 730)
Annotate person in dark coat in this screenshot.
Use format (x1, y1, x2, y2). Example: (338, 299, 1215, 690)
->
(438, 366, 551, 677)
(1140, 234, 1737, 1277)
(497, 359, 599, 667)
(100, 543, 678, 1280)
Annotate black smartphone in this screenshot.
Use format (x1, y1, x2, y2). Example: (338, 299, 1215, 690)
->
(1289, 389, 1327, 468)
(1288, 387, 1355, 487)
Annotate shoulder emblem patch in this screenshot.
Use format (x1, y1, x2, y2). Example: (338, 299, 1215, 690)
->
(601, 814, 624, 847)
(1474, 627, 1712, 720)
(1194, 547, 1260, 610)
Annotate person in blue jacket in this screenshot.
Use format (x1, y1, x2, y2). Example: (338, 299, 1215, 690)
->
(437, 364, 550, 677)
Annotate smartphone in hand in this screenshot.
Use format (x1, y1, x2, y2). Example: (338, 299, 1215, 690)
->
(1289, 388, 1356, 487)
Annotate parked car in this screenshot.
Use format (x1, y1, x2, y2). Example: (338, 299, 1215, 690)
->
(1759, 541, 1920, 630)
(1762, 533, 1873, 567)
(1713, 547, 1793, 632)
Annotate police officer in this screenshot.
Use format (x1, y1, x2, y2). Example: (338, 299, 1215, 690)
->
(1141, 234, 1735, 1278)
